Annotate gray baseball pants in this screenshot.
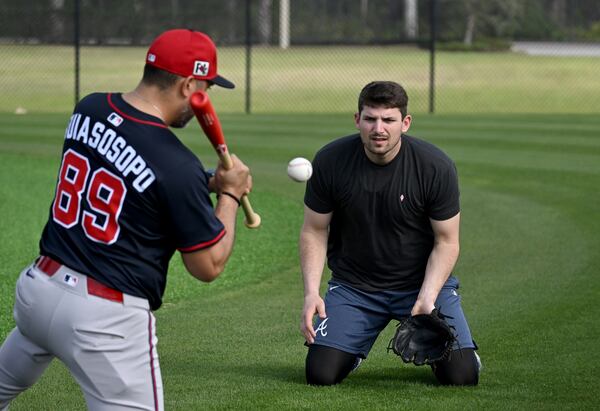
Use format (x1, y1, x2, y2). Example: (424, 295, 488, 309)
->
(0, 260, 163, 410)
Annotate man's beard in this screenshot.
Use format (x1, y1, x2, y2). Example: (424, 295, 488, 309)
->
(170, 105, 194, 129)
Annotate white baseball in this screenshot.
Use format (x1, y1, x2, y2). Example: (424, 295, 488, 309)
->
(287, 157, 313, 182)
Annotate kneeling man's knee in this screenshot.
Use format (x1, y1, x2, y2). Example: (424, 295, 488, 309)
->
(432, 348, 480, 386)
(306, 345, 358, 386)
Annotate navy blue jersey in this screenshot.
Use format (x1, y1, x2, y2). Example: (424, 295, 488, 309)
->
(40, 93, 225, 310)
(304, 134, 459, 292)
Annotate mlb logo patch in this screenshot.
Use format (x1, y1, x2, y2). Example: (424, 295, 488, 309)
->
(63, 273, 79, 287)
(107, 112, 124, 127)
(147, 53, 156, 63)
(193, 60, 210, 76)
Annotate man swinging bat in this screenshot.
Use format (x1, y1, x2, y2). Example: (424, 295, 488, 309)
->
(0, 29, 252, 410)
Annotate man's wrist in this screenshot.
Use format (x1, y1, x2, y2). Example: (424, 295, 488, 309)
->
(217, 191, 241, 207)
(304, 289, 321, 298)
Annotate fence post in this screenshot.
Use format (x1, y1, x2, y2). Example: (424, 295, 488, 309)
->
(245, 0, 252, 114)
(429, 0, 437, 114)
(74, 0, 81, 105)
(279, 0, 290, 49)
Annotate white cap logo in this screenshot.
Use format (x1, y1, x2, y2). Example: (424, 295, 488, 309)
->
(193, 60, 210, 76)
(147, 53, 156, 62)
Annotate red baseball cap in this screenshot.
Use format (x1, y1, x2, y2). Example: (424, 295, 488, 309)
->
(146, 29, 234, 89)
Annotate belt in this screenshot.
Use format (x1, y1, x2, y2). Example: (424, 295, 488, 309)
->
(35, 256, 124, 303)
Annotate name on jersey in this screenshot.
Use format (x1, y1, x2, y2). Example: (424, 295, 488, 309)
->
(64, 113, 156, 193)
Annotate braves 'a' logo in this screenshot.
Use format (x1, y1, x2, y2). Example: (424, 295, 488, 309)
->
(315, 318, 329, 337)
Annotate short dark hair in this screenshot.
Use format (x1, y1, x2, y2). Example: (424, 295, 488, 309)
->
(141, 64, 181, 90)
(358, 81, 409, 117)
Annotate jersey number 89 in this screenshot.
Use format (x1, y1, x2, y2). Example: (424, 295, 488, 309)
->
(52, 149, 127, 245)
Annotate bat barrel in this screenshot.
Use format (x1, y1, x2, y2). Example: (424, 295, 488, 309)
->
(190, 90, 261, 229)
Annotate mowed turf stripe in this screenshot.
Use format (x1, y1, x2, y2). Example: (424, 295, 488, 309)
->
(155, 182, 593, 409)
(113, 157, 599, 409)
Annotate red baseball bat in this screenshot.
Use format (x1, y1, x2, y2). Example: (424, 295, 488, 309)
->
(189, 90, 261, 229)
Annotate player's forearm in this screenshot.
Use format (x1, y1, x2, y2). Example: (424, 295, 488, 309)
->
(414, 241, 460, 314)
(213, 194, 240, 259)
(299, 227, 328, 297)
(190, 190, 246, 281)
(182, 196, 238, 282)
(182, 196, 239, 282)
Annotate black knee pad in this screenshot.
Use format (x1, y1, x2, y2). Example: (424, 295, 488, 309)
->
(305, 345, 358, 386)
(432, 348, 480, 386)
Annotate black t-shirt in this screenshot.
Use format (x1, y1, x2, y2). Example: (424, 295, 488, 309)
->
(39, 93, 225, 310)
(304, 133, 459, 291)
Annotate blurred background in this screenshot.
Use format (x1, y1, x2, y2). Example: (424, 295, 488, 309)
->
(1, 0, 599, 114)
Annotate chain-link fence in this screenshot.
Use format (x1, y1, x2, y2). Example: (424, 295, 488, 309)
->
(1, 0, 599, 114)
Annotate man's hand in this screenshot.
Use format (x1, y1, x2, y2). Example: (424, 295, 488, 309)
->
(301, 294, 326, 344)
(411, 299, 436, 316)
(205, 169, 217, 193)
(214, 154, 252, 200)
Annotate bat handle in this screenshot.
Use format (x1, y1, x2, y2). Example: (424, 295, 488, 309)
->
(218, 151, 261, 229)
(240, 196, 261, 228)
(220, 151, 234, 170)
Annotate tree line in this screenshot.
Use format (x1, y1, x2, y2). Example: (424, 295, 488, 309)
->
(1, 0, 599, 45)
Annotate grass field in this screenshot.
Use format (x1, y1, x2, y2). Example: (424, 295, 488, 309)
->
(2, 45, 600, 114)
(0, 110, 599, 410)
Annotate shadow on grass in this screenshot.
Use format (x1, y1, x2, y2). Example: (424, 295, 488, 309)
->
(347, 366, 438, 388)
(226, 361, 438, 388)
(228, 361, 305, 385)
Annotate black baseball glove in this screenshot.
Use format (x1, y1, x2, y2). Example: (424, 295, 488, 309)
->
(387, 309, 456, 366)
